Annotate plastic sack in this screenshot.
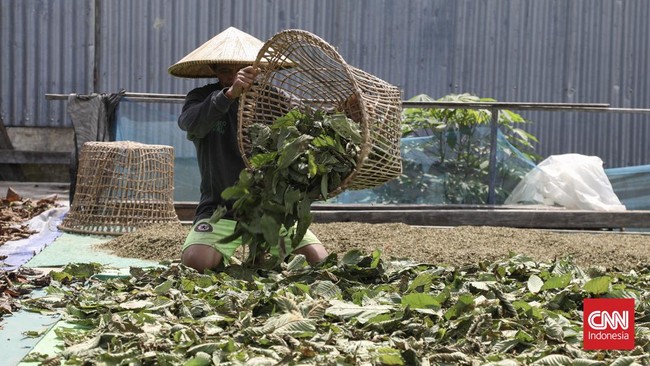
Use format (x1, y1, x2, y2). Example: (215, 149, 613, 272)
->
(505, 154, 626, 211)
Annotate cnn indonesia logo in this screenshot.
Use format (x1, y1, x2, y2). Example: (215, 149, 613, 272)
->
(583, 298, 635, 350)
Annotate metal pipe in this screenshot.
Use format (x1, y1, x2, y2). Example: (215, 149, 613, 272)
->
(402, 101, 650, 114)
(45, 92, 187, 103)
(401, 101, 612, 109)
(45, 93, 650, 113)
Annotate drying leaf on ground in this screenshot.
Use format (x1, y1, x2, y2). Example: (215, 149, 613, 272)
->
(21, 252, 650, 365)
(0, 267, 51, 324)
(1, 192, 60, 245)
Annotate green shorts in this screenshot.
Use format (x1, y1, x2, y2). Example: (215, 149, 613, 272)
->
(182, 218, 321, 263)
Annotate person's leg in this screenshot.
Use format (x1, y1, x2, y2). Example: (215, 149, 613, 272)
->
(181, 218, 241, 272)
(293, 243, 328, 265)
(291, 228, 328, 265)
(181, 244, 224, 273)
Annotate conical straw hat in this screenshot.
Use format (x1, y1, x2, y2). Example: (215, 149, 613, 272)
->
(168, 27, 264, 78)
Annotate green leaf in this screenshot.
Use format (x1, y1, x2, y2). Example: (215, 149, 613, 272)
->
(401, 293, 441, 309)
(513, 300, 543, 320)
(208, 205, 226, 224)
(260, 213, 280, 250)
(50, 271, 73, 282)
(272, 108, 304, 128)
(277, 134, 312, 169)
(544, 317, 564, 342)
(531, 354, 572, 366)
(55, 263, 102, 280)
(119, 299, 152, 310)
(444, 294, 474, 320)
(325, 300, 392, 324)
(583, 276, 611, 295)
(310, 281, 341, 299)
(609, 356, 646, 366)
(183, 352, 211, 366)
(181, 278, 195, 292)
(154, 280, 173, 294)
(328, 113, 362, 144)
(221, 185, 248, 200)
(408, 272, 434, 292)
(370, 248, 382, 269)
(312, 134, 336, 148)
(541, 273, 572, 291)
(187, 343, 219, 356)
(492, 339, 521, 353)
(283, 188, 301, 215)
(320, 173, 329, 198)
(341, 250, 363, 265)
(307, 150, 318, 177)
(570, 359, 608, 366)
(285, 254, 307, 271)
(292, 214, 312, 248)
(375, 348, 404, 365)
(250, 152, 278, 168)
(483, 360, 521, 366)
(514, 330, 534, 342)
(469, 281, 491, 291)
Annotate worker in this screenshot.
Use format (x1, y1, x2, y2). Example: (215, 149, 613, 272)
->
(168, 27, 328, 272)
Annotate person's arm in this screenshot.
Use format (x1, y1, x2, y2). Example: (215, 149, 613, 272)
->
(178, 88, 234, 140)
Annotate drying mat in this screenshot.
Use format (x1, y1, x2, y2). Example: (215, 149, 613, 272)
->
(0, 207, 67, 271)
(5, 232, 160, 365)
(0, 289, 60, 366)
(23, 232, 160, 269)
(239, 29, 403, 197)
(58, 141, 180, 235)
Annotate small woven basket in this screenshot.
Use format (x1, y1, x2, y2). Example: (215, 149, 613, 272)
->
(238, 29, 402, 197)
(59, 141, 180, 235)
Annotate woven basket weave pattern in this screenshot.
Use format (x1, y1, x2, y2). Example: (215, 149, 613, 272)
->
(238, 30, 402, 196)
(59, 141, 180, 235)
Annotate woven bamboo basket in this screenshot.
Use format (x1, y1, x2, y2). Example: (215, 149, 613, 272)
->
(238, 29, 402, 197)
(58, 141, 180, 235)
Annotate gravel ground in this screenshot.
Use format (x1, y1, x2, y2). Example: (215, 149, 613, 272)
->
(99, 222, 650, 271)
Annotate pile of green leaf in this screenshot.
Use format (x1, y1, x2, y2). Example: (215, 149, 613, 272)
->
(22, 253, 649, 365)
(219, 109, 361, 263)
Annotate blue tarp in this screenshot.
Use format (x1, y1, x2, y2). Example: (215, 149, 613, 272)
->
(605, 164, 650, 210)
(0, 208, 67, 271)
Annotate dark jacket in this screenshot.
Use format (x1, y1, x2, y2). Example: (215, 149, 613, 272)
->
(178, 83, 246, 222)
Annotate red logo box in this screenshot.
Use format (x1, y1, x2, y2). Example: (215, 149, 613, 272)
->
(583, 298, 635, 350)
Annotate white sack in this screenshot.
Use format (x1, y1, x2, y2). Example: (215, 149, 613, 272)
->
(505, 154, 626, 211)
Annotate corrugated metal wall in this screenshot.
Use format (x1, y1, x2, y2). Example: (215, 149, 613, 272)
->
(0, 0, 94, 127)
(1, 0, 648, 167)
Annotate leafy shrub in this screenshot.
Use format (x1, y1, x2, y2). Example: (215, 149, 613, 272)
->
(376, 93, 539, 204)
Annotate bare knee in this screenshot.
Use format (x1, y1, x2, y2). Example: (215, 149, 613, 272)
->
(293, 243, 328, 265)
(181, 244, 223, 272)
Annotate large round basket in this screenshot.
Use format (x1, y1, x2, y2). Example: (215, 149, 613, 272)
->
(58, 141, 180, 235)
(238, 29, 402, 197)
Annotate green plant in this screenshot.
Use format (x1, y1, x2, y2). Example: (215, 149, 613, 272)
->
(220, 109, 360, 265)
(392, 93, 539, 204)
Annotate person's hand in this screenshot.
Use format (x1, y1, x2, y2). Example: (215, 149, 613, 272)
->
(225, 66, 259, 99)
